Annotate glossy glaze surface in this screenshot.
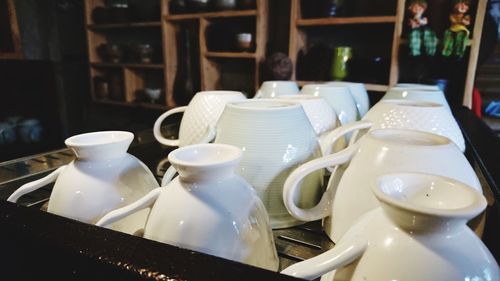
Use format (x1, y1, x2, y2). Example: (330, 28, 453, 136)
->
(300, 84, 358, 126)
(283, 129, 481, 243)
(97, 143, 279, 271)
(282, 173, 498, 281)
(255, 81, 300, 99)
(326, 81, 370, 118)
(8, 131, 159, 235)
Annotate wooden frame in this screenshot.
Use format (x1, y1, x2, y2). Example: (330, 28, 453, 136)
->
(0, 0, 22, 59)
(288, 0, 405, 92)
(164, 0, 268, 107)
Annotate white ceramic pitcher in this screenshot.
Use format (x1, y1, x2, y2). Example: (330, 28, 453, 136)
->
(329, 99, 465, 152)
(382, 88, 450, 110)
(96, 143, 279, 271)
(215, 99, 324, 229)
(326, 81, 370, 118)
(153, 90, 246, 147)
(254, 81, 300, 99)
(8, 131, 159, 235)
(283, 129, 481, 243)
(282, 172, 498, 281)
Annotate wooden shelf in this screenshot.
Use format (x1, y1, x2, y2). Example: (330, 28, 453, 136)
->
(91, 63, 165, 69)
(93, 99, 136, 107)
(204, 51, 256, 59)
(296, 16, 397, 27)
(87, 21, 162, 30)
(164, 9, 257, 21)
(296, 81, 389, 92)
(93, 99, 169, 110)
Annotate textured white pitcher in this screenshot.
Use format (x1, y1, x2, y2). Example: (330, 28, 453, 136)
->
(153, 90, 246, 147)
(330, 99, 465, 152)
(383, 88, 450, 110)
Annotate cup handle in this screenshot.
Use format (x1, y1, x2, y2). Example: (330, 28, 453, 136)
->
(96, 188, 162, 228)
(161, 166, 177, 186)
(321, 121, 373, 156)
(253, 90, 263, 99)
(281, 235, 367, 280)
(153, 106, 188, 146)
(7, 166, 66, 203)
(199, 125, 217, 144)
(283, 145, 358, 222)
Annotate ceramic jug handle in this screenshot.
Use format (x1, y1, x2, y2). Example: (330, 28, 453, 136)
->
(153, 106, 188, 147)
(321, 121, 373, 156)
(281, 235, 367, 280)
(161, 166, 177, 186)
(283, 145, 358, 221)
(96, 188, 162, 228)
(7, 166, 66, 203)
(253, 90, 263, 99)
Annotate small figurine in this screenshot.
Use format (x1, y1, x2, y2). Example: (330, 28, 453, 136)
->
(442, 0, 471, 58)
(407, 0, 438, 56)
(263, 52, 293, 81)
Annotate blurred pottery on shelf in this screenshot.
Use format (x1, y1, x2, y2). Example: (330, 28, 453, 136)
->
(236, 33, 253, 51)
(212, 0, 237, 10)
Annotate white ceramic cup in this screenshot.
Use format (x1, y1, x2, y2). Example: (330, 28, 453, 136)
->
(283, 128, 481, 243)
(276, 95, 338, 135)
(300, 84, 358, 126)
(254, 81, 300, 99)
(326, 81, 370, 118)
(153, 90, 246, 147)
(276, 95, 344, 156)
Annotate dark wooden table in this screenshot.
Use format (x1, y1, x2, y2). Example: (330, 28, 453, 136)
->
(0, 106, 498, 280)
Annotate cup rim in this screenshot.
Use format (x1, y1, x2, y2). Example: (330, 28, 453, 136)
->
(168, 143, 242, 168)
(372, 172, 486, 219)
(195, 90, 245, 96)
(368, 128, 452, 147)
(380, 99, 443, 108)
(226, 99, 302, 111)
(65, 131, 133, 148)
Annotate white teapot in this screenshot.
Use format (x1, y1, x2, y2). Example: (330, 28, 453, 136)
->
(8, 131, 159, 235)
(282, 172, 499, 281)
(97, 143, 279, 271)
